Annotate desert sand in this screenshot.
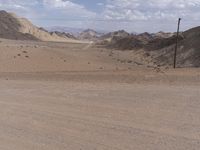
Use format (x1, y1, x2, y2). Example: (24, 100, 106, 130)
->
(0, 38, 200, 150)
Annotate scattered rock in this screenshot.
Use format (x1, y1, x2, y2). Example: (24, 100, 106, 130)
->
(127, 60, 133, 63)
(144, 52, 150, 57)
(154, 67, 164, 73)
(120, 60, 126, 63)
(134, 61, 143, 65)
(165, 66, 170, 69)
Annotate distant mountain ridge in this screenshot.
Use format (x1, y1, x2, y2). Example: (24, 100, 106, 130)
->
(77, 29, 104, 41)
(100, 30, 130, 41)
(46, 26, 84, 36)
(98, 29, 176, 50)
(46, 26, 108, 37)
(49, 31, 77, 40)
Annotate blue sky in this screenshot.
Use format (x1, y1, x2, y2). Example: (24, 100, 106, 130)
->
(0, 0, 200, 32)
(72, 0, 106, 12)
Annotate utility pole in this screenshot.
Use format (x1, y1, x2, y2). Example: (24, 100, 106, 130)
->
(174, 18, 181, 69)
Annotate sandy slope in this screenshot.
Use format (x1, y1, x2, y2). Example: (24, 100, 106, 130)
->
(0, 39, 200, 150)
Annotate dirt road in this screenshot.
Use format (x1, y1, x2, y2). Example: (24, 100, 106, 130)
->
(0, 39, 200, 149)
(0, 70, 199, 150)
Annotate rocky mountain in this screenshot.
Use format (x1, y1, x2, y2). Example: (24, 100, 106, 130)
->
(0, 10, 77, 42)
(77, 29, 104, 41)
(99, 27, 200, 67)
(0, 10, 37, 40)
(153, 31, 175, 39)
(100, 30, 130, 42)
(153, 26, 200, 67)
(46, 26, 109, 38)
(50, 31, 77, 40)
(101, 30, 178, 50)
(46, 26, 84, 37)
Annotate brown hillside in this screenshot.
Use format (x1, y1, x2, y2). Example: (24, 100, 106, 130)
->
(0, 10, 78, 42)
(100, 27, 200, 67)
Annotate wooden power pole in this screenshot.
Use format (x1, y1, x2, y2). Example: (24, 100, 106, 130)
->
(174, 18, 181, 69)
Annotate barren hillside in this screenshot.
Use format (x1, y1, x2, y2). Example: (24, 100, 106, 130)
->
(151, 27, 200, 67)
(0, 10, 78, 42)
(99, 27, 200, 68)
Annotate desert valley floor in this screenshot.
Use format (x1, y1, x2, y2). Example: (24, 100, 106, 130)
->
(0, 39, 200, 150)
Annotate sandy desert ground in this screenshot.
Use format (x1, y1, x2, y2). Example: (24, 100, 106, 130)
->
(0, 38, 200, 150)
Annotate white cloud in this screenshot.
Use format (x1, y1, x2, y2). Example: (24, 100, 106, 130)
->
(0, 0, 96, 19)
(97, 3, 104, 6)
(102, 0, 200, 21)
(0, 0, 40, 17)
(0, 0, 200, 32)
(43, 0, 84, 9)
(43, 0, 96, 18)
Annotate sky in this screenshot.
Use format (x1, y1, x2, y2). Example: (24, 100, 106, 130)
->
(0, 0, 200, 33)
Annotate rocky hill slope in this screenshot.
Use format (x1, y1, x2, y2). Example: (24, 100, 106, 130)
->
(0, 10, 77, 42)
(153, 27, 200, 67)
(99, 27, 200, 67)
